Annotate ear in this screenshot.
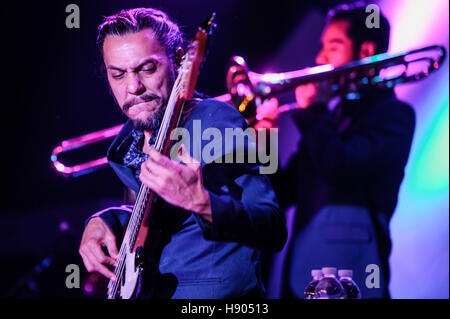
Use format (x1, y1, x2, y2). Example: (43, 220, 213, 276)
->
(175, 47, 184, 67)
(358, 41, 377, 59)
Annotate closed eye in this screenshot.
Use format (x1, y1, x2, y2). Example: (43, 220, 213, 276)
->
(111, 72, 125, 79)
(140, 64, 156, 74)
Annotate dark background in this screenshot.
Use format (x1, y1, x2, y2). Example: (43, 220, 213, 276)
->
(0, 0, 362, 298)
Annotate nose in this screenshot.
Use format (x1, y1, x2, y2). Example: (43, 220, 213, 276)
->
(126, 72, 145, 95)
(315, 50, 327, 65)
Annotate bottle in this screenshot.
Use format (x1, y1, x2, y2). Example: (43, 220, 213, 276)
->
(304, 269, 323, 299)
(338, 269, 362, 299)
(314, 267, 346, 299)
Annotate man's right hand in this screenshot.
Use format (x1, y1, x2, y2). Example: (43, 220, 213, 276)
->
(253, 82, 319, 130)
(254, 97, 279, 130)
(295, 82, 318, 109)
(79, 217, 118, 281)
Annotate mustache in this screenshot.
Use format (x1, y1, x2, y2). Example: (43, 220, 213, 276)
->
(123, 93, 161, 112)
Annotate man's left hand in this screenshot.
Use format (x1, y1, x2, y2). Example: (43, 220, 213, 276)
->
(139, 144, 212, 222)
(295, 80, 334, 108)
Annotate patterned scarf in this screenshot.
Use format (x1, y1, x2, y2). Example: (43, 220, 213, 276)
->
(123, 129, 158, 181)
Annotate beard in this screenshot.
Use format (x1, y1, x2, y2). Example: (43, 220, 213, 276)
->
(131, 105, 165, 132)
(120, 92, 166, 132)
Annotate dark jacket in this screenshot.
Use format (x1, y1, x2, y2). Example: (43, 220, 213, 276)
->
(274, 88, 415, 298)
(91, 98, 287, 298)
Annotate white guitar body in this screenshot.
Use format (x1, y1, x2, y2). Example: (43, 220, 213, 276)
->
(119, 245, 140, 299)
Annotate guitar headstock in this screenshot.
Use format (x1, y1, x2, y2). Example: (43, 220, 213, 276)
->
(179, 12, 216, 100)
(199, 12, 217, 37)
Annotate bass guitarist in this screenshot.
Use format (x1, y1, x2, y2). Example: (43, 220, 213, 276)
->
(78, 7, 287, 299)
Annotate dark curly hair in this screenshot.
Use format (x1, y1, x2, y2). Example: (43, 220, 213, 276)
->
(97, 7, 184, 72)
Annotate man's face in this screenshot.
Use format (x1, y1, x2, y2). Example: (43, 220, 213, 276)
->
(103, 29, 174, 131)
(315, 20, 355, 67)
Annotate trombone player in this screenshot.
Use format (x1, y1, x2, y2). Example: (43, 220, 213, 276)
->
(255, 3, 415, 298)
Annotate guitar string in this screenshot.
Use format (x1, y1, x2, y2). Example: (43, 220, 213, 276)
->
(108, 185, 149, 297)
(108, 174, 154, 296)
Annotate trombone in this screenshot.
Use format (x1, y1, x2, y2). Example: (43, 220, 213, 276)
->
(225, 45, 446, 123)
(51, 45, 446, 176)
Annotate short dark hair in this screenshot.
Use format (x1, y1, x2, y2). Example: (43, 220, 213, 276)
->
(97, 7, 184, 65)
(326, 2, 390, 55)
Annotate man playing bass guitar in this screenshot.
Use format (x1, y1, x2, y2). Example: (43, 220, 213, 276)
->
(79, 7, 287, 299)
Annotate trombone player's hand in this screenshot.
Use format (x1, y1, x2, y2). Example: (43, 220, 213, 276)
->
(295, 83, 318, 109)
(252, 80, 333, 130)
(295, 80, 334, 109)
(253, 97, 279, 130)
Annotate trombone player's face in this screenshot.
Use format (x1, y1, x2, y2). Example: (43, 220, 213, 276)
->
(293, 20, 378, 108)
(315, 20, 356, 67)
(315, 20, 377, 67)
(294, 20, 359, 109)
(255, 18, 380, 127)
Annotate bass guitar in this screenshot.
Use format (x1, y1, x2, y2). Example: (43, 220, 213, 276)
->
(107, 13, 216, 299)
